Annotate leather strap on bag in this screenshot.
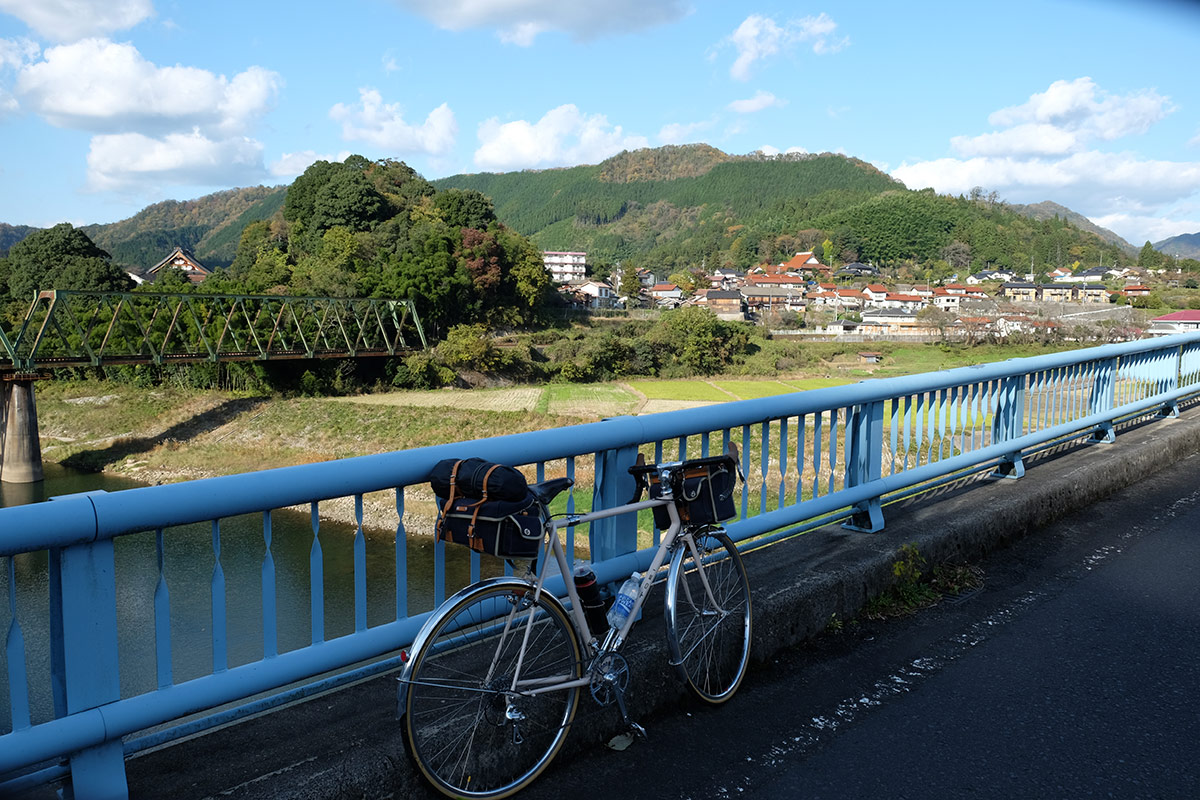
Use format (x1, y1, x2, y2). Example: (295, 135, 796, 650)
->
(436, 459, 464, 543)
(464, 464, 502, 552)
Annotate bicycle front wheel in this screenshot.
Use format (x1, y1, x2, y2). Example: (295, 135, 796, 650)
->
(665, 530, 752, 704)
(402, 582, 582, 799)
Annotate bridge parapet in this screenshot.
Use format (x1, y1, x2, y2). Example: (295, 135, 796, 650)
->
(2, 333, 1200, 798)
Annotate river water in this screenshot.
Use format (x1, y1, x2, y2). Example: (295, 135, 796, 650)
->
(1, 463, 498, 728)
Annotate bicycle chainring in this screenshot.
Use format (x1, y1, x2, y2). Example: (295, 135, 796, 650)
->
(588, 652, 630, 707)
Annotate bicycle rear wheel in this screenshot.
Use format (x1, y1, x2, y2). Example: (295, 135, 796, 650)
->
(402, 582, 582, 799)
(665, 530, 752, 704)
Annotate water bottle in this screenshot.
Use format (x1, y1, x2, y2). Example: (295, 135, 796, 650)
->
(606, 572, 642, 630)
(573, 564, 609, 635)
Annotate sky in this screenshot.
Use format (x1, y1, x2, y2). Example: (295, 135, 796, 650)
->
(1, 0, 1199, 248)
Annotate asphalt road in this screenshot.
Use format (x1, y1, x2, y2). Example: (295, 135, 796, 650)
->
(510, 450, 1200, 800)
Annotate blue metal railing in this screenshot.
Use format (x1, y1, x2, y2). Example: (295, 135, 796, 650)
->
(3, 333, 1200, 797)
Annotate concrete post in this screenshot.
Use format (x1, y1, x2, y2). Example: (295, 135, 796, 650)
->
(2, 379, 44, 483)
(0, 379, 9, 479)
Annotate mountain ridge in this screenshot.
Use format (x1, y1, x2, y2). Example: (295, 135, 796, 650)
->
(1153, 231, 1200, 260)
(2, 145, 1139, 275)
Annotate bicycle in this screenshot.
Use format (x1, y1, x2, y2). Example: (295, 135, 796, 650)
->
(397, 450, 753, 799)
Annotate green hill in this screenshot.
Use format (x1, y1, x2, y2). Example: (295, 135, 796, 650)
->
(434, 145, 1131, 277)
(0, 223, 38, 257)
(81, 185, 286, 271)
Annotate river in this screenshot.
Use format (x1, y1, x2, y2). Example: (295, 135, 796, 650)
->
(1, 463, 497, 728)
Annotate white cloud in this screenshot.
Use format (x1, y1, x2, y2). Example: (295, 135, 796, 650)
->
(0, 87, 17, 118)
(658, 119, 713, 145)
(894, 152, 1200, 213)
(1090, 211, 1200, 246)
(17, 39, 280, 135)
(951, 123, 1080, 158)
(393, 0, 687, 45)
(988, 77, 1172, 143)
(727, 13, 846, 81)
(330, 89, 457, 156)
(474, 104, 648, 171)
(269, 150, 354, 179)
(0, 36, 38, 68)
(728, 90, 784, 114)
(893, 77, 1198, 244)
(0, 0, 153, 42)
(86, 130, 265, 192)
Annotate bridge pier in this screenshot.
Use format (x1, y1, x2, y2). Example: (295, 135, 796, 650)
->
(1, 377, 44, 484)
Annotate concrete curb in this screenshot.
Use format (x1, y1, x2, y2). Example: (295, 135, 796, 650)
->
(113, 404, 1200, 799)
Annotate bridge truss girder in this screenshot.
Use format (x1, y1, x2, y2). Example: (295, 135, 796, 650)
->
(0, 290, 427, 371)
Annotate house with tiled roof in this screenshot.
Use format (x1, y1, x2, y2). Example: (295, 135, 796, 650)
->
(148, 246, 211, 284)
(862, 284, 888, 304)
(882, 293, 925, 311)
(649, 282, 683, 300)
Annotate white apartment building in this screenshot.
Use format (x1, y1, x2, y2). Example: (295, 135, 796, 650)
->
(543, 251, 587, 283)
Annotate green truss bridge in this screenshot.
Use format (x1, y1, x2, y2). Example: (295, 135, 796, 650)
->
(0, 290, 426, 483)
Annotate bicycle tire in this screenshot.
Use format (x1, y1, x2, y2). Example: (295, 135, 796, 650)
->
(664, 530, 752, 704)
(402, 581, 582, 799)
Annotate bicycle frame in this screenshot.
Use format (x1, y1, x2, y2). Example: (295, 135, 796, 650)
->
(399, 465, 734, 702)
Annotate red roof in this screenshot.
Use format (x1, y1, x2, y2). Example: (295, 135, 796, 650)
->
(866, 284, 887, 292)
(1153, 310, 1200, 322)
(650, 283, 679, 292)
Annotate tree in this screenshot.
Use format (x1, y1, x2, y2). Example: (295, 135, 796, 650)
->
(2, 223, 131, 301)
(1138, 241, 1163, 269)
(434, 189, 497, 231)
(822, 238, 835, 266)
(616, 261, 643, 301)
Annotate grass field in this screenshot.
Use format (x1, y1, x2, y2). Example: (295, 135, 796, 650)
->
(626, 380, 730, 402)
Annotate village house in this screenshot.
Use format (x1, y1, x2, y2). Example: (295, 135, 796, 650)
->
(1000, 282, 1040, 302)
(858, 308, 926, 335)
(1147, 309, 1200, 335)
(649, 282, 684, 304)
(148, 246, 211, 284)
(881, 293, 925, 312)
(1122, 284, 1152, 298)
(1076, 284, 1111, 303)
(705, 289, 745, 321)
(565, 279, 617, 309)
(745, 273, 807, 288)
(1040, 284, 1075, 303)
(932, 288, 961, 311)
(740, 285, 805, 314)
(862, 284, 889, 305)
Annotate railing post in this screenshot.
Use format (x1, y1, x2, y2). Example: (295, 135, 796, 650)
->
(589, 444, 640, 563)
(991, 375, 1025, 479)
(843, 400, 885, 532)
(50, 533, 128, 799)
(1088, 357, 1117, 443)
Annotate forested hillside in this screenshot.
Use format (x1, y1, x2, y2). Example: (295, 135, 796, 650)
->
(1154, 232, 1200, 260)
(435, 145, 1138, 280)
(82, 186, 286, 270)
(0, 223, 38, 257)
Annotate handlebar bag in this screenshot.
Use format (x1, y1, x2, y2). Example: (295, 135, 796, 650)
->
(436, 491, 547, 559)
(646, 454, 739, 528)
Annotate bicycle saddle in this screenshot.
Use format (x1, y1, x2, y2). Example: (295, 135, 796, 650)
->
(529, 477, 574, 505)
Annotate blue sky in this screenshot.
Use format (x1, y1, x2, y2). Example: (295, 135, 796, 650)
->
(1, 0, 1199, 247)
